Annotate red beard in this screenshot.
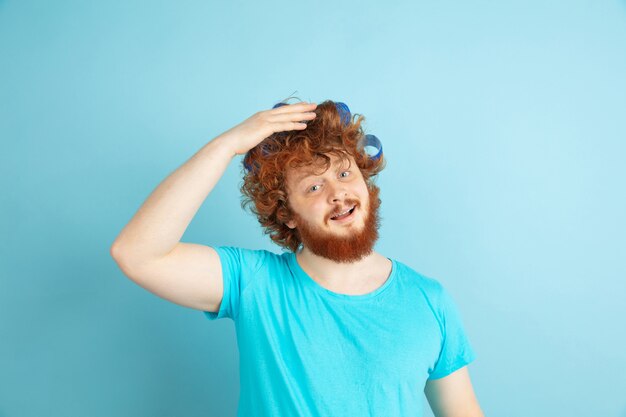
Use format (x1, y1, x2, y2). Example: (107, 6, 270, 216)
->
(292, 186, 381, 263)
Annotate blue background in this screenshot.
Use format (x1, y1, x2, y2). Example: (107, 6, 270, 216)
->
(2, 1, 626, 416)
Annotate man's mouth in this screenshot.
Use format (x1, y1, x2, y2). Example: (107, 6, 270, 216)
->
(330, 205, 356, 221)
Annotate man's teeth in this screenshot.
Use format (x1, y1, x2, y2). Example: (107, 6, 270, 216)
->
(332, 206, 354, 219)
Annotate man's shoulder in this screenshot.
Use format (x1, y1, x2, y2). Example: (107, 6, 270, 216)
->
(387, 255, 446, 295)
(215, 245, 291, 270)
(215, 245, 281, 257)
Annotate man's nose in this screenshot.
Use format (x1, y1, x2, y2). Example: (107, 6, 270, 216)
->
(327, 181, 348, 203)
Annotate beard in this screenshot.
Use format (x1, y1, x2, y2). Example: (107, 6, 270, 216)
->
(292, 186, 381, 263)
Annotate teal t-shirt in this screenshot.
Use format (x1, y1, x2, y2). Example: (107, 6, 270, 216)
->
(204, 246, 476, 417)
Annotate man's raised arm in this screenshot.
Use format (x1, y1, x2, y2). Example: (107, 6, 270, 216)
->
(109, 102, 317, 312)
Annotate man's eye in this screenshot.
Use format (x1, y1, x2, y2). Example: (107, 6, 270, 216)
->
(340, 171, 350, 178)
(309, 184, 321, 192)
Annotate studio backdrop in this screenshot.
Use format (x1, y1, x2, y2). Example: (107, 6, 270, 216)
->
(1, 1, 625, 416)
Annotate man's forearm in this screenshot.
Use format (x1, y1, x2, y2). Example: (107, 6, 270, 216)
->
(111, 134, 236, 262)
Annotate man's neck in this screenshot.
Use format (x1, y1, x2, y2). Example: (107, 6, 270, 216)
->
(295, 247, 392, 295)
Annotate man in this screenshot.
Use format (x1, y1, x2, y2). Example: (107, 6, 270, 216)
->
(110, 100, 484, 417)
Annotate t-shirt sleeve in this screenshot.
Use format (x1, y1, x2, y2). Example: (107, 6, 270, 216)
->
(203, 246, 266, 321)
(427, 284, 477, 380)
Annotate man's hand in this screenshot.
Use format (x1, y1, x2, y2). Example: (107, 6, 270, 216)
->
(219, 102, 318, 156)
(424, 366, 484, 417)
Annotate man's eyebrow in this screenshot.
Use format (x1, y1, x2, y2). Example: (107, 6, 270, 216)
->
(293, 169, 319, 185)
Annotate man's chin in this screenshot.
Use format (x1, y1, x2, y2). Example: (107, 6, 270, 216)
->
(299, 219, 378, 263)
(326, 221, 365, 235)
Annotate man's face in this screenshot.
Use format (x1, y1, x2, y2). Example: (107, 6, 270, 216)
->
(285, 153, 381, 263)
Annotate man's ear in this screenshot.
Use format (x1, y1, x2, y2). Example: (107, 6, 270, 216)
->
(278, 205, 297, 229)
(280, 193, 297, 229)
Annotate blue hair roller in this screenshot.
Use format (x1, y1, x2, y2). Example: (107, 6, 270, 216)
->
(333, 103, 382, 160)
(334, 102, 351, 126)
(361, 134, 383, 161)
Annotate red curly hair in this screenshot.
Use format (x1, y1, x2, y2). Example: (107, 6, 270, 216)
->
(241, 100, 386, 252)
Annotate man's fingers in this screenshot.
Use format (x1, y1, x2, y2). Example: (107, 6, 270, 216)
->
(267, 111, 316, 123)
(254, 102, 316, 135)
(273, 122, 308, 132)
(270, 102, 317, 114)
